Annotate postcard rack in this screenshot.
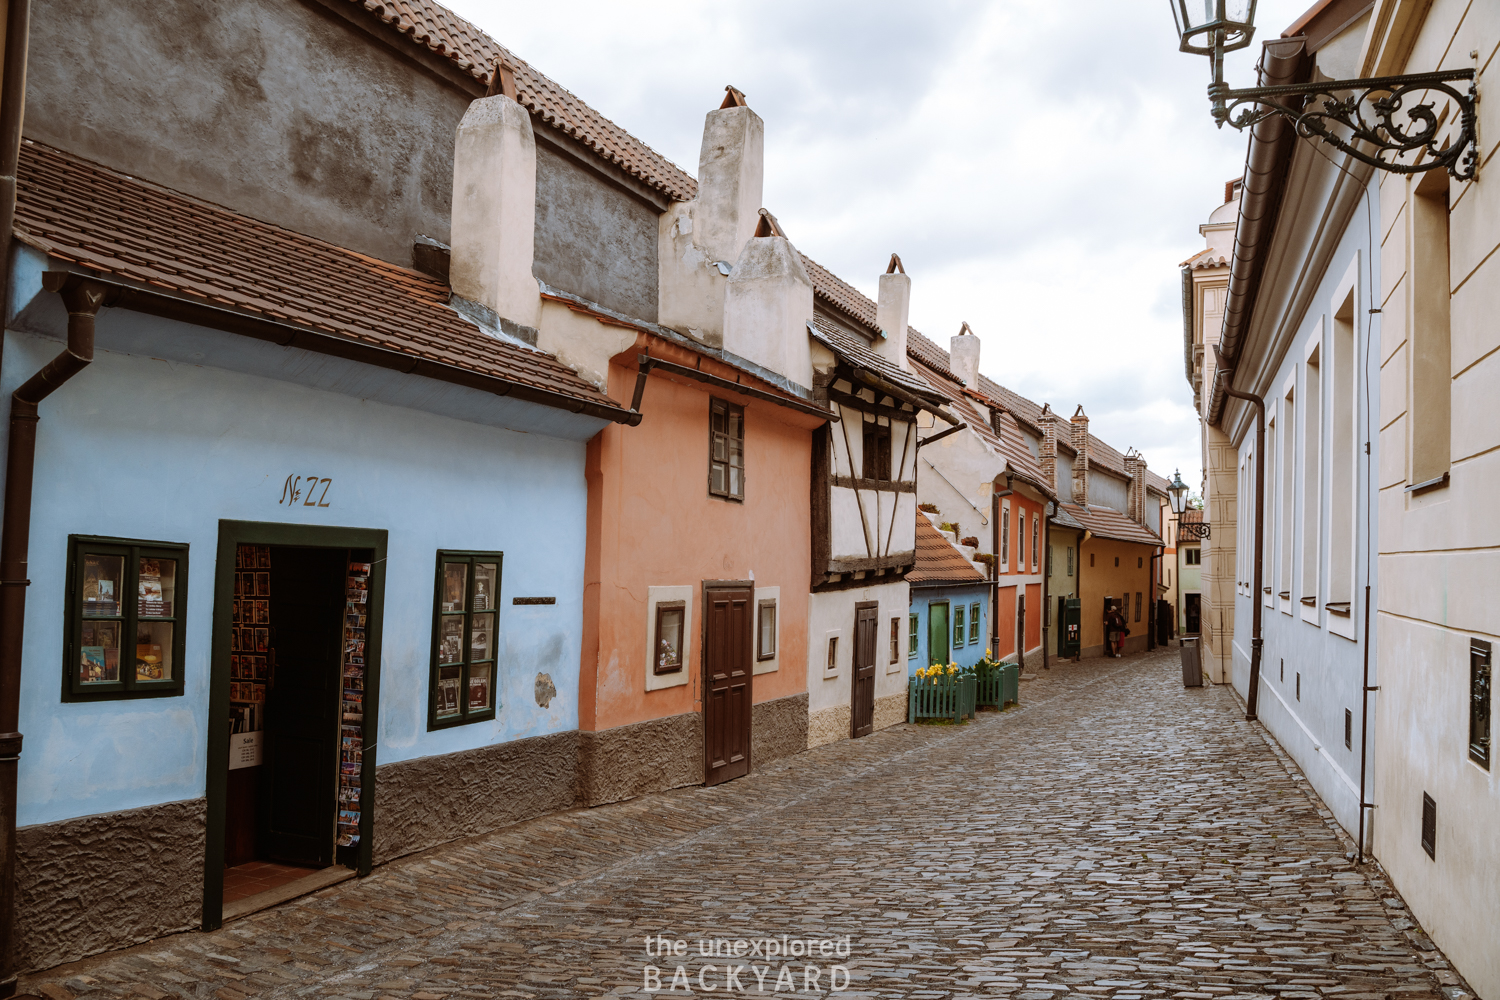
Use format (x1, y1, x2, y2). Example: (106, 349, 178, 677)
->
(338, 559, 370, 847)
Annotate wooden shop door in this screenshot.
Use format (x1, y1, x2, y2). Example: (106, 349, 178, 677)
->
(850, 601, 878, 738)
(703, 584, 753, 786)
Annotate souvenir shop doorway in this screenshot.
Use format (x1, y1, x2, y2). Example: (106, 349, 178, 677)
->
(203, 522, 386, 930)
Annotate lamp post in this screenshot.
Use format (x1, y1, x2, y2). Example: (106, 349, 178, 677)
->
(1167, 469, 1188, 640)
(1169, 0, 1478, 179)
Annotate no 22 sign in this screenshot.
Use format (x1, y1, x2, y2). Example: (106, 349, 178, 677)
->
(280, 474, 333, 508)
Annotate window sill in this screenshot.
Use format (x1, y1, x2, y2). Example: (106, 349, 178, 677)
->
(1300, 596, 1317, 607)
(1326, 602, 1351, 617)
(1405, 472, 1449, 495)
(428, 709, 497, 731)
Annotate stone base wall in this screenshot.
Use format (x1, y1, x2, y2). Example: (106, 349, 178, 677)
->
(751, 693, 808, 768)
(373, 730, 578, 864)
(579, 712, 703, 807)
(807, 704, 850, 748)
(872, 692, 905, 732)
(16, 797, 206, 973)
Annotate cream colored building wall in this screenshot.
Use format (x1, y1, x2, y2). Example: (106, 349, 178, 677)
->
(1369, 4, 1499, 997)
(1194, 269, 1236, 684)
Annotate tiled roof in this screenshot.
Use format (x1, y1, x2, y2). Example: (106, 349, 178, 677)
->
(808, 319, 946, 403)
(803, 255, 879, 331)
(1050, 504, 1085, 531)
(1182, 248, 1230, 269)
(1180, 507, 1204, 524)
(908, 514, 987, 586)
(1058, 502, 1163, 547)
(911, 360, 1055, 500)
(14, 141, 627, 416)
(348, 0, 696, 202)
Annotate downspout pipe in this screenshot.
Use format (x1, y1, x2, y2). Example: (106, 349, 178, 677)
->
(0, 273, 109, 993)
(1214, 346, 1265, 721)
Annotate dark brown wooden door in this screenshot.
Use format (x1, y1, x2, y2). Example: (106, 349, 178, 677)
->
(703, 584, 753, 786)
(851, 601, 878, 738)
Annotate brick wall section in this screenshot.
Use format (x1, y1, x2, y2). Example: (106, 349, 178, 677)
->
(1070, 409, 1090, 505)
(1039, 407, 1057, 495)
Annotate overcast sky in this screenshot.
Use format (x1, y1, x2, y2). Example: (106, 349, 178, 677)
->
(444, 0, 1312, 492)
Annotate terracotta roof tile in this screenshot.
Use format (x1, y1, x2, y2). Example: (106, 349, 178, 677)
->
(910, 360, 1055, 500)
(349, 0, 696, 201)
(15, 141, 625, 414)
(1180, 507, 1204, 524)
(803, 255, 879, 330)
(908, 514, 987, 585)
(1182, 248, 1230, 269)
(1058, 502, 1163, 547)
(808, 319, 945, 403)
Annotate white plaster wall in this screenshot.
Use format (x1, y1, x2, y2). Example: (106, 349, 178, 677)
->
(807, 582, 909, 716)
(917, 424, 1001, 554)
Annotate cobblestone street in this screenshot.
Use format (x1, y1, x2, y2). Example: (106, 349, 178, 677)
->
(23, 648, 1470, 1000)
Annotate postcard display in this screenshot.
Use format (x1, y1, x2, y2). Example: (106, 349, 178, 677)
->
(228, 546, 273, 767)
(339, 561, 371, 847)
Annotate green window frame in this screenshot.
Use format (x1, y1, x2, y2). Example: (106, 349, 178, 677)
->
(429, 550, 503, 729)
(907, 613, 918, 657)
(968, 602, 981, 644)
(64, 535, 188, 701)
(952, 603, 966, 648)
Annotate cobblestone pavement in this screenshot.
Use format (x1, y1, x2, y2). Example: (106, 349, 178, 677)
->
(23, 648, 1473, 1000)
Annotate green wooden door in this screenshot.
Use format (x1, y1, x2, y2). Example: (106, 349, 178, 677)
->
(928, 601, 949, 666)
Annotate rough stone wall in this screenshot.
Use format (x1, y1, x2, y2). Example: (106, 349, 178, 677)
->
(807, 704, 851, 748)
(373, 730, 579, 864)
(872, 692, 906, 732)
(25, 0, 469, 265)
(578, 712, 703, 807)
(534, 143, 660, 322)
(16, 798, 206, 973)
(751, 693, 808, 767)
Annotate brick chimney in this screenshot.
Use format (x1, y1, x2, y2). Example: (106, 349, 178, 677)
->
(722, 211, 814, 385)
(449, 92, 541, 343)
(658, 87, 765, 346)
(1123, 451, 1140, 521)
(873, 253, 910, 371)
(1132, 453, 1148, 524)
(1070, 406, 1089, 506)
(950, 322, 980, 390)
(1038, 403, 1057, 496)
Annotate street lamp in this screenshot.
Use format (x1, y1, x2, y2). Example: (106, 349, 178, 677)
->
(1168, 0, 1477, 179)
(1166, 468, 1190, 516)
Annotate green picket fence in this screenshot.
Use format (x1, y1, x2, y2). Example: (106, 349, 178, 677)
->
(975, 662, 1020, 709)
(907, 672, 977, 723)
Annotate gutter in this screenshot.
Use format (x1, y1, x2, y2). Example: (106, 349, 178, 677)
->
(1214, 346, 1266, 721)
(1210, 36, 1311, 427)
(0, 274, 107, 997)
(0, 0, 27, 332)
(1181, 265, 1195, 387)
(37, 266, 643, 426)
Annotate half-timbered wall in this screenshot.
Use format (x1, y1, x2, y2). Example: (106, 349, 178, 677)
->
(824, 395, 917, 573)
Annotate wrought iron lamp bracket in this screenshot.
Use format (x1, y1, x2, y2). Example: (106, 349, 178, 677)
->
(1208, 69, 1477, 179)
(1180, 521, 1211, 540)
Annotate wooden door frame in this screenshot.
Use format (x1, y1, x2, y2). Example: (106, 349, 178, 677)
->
(202, 520, 387, 931)
(850, 600, 878, 739)
(700, 580, 754, 784)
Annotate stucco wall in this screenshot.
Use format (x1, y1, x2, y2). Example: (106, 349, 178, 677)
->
(16, 798, 205, 973)
(1, 317, 592, 829)
(534, 144, 660, 322)
(25, 0, 467, 265)
(807, 582, 909, 737)
(908, 583, 991, 673)
(583, 349, 817, 736)
(1078, 538, 1155, 655)
(1089, 470, 1129, 513)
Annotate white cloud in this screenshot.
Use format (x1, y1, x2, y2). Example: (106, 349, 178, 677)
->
(443, 0, 1313, 489)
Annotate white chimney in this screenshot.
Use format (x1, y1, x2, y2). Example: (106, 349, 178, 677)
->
(448, 94, 541, 341)
(722, 212, 814, 386)
(950, 322, 981, 390)
(874, 254, 910, 371)
(659, 89, 765, 345)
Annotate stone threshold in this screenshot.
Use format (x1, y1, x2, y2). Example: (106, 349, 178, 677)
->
(222, 865, 356, 923)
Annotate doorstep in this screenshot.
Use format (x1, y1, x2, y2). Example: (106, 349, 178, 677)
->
(223, 865, 357, 922)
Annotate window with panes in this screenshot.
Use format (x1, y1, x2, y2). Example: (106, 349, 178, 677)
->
(907, 614, 918, 657)
(968, 602, 980, 644)
(952, 604, 966, 648)
(430, 552, 501, 728)
(709, 398, 745, 500)
(65, 536, 188, 701)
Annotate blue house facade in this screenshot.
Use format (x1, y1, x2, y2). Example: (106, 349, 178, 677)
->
(907, 514, 992, 673)
(1, 142, 634, 969)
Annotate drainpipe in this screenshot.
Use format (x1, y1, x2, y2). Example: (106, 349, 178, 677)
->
(0, 273, 109, 993)
(0, 0, 30, 322)
(1213, 347, 1265, 721)
(1041, 502, 1052, 669)
(1148, 549, 1161, 651)
(990, 475, 1012, 660)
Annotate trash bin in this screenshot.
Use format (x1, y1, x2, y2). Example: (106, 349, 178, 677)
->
(1181, 637, 1202, 687)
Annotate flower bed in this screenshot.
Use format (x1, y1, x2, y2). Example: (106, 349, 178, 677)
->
(907, 663, 977, 723)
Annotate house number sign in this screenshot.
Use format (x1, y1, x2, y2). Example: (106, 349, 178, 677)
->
(280, 474, 333, 508)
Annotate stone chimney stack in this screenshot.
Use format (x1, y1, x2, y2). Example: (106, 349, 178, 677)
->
(874, 254, 911, 371)
(658, 87, 765, 345)
(1038, 403, 1057, 495)
(1129, 453, 1148, 524)
(722, 211, 814, 385)
(449, 92, 541, 341)
(950, 322, 981, 390)
(1070, 406, 1090, 506)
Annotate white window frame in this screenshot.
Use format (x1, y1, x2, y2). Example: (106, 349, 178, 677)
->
(645, 585, 693, 691)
